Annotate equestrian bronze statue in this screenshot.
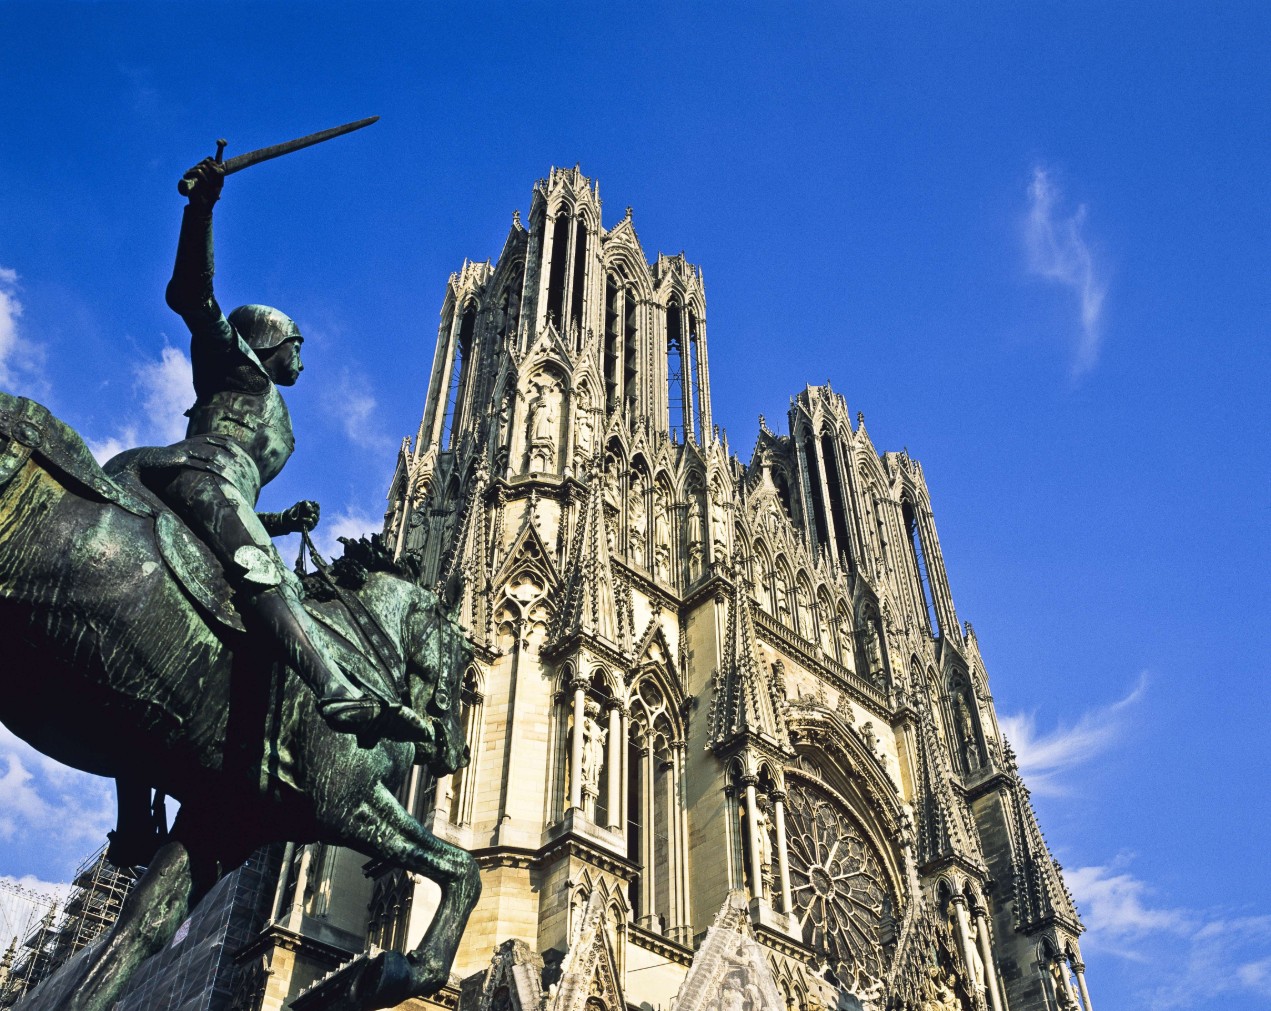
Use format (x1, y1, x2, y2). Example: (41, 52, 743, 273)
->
(0, 126, 480, 1011)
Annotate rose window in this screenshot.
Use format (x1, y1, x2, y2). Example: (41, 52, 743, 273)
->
(785, 778, 888, 982)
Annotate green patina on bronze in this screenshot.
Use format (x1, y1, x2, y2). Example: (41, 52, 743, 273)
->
(0, 127, 480, 1011)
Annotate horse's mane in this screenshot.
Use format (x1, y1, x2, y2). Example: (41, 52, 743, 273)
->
(299, 534, 423, 601)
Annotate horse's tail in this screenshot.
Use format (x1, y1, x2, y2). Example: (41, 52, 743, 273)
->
(0, 391, 154, 516)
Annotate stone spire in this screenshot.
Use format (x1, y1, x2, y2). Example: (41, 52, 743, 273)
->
(553, 467, 619, 645)
(912, 701, 983, 873)
(709, 583, 789, 749)
(1004, 746, 1082, 934)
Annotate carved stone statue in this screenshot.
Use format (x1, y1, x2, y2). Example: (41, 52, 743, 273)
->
(654, 485, 672, 580)
(629, 476, 648, 566)
(580, 700, 607, 813)
(955, 694, 981, 771)
(574, 402, 595, 465)
(711, 488, 728, 555)
(528, 378, 560, 470)
(920, 967, 959, 1011)
(754, 795, 775, 897)
(687, 495, 705, 577)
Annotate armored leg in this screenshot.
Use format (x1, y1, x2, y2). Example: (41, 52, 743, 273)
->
(160, 467, 429, 743)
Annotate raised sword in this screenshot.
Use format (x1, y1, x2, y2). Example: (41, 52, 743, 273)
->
(178, 116, 380, 195)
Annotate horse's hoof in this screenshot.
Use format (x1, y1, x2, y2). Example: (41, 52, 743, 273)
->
(354, 950, 414, 1009)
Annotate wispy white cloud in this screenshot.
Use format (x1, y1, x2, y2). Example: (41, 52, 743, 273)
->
(1000, 672, 1146, 795)
(1068, 858, 1271, 1007)
(1024, 166, 1108, 376)
(87, 343, 192, 462)
(325, 369, 391, 452)
(0, 724, 114, 884)
(0, 266, 47, 393)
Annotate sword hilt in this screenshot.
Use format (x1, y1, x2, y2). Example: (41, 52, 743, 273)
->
(177, 139, 228, 197)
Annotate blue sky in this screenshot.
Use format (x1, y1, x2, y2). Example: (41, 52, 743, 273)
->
(1, 4, 1268, 1008)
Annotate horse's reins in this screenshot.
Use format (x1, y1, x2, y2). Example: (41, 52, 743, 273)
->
(298, 529, 408, 707)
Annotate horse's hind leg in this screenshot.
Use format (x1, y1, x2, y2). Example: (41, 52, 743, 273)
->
(62, 841, 193, 1011)
(343, 783, 481, 1009)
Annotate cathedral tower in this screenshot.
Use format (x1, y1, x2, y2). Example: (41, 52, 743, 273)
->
(251, 168, 1093, 1011)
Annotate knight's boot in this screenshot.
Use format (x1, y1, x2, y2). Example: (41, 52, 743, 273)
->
(248, 584, 431, 744)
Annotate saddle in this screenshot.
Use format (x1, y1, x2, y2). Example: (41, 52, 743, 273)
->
(0, 394, 248, 633)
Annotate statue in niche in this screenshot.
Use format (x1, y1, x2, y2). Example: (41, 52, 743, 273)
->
(754, 795, 775, 898)
(687, 495, 705, 577)
(837, 619, 854, 668)
(528, 377, 560, 470)
(794, 584, 812, 637)
(580, 699, 607, 813)
(711, 487, 728, 555)
(629, 477, 648, 567)
(573, 394, 595, 466)
(654, 486, 671, 581)
(862, 621, 885, 686)
(954, 693, 981, 771)
(775, 575, 792, 626)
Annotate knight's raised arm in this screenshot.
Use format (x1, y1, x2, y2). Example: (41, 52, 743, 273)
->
(165, 158, 231, 350)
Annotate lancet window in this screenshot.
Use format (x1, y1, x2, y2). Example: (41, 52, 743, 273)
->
(821, 433, 854, 569)
(903, 499, 940, 636)
(570, 220, 588, 330)
(604, 275, 621, 413)
(802, 433, 831, 553)
(441, 302, 476, 450)
(623, 286, 639, 423)
(546, 213, 570, 325)
(626, 676, 684, 936)
(688, 309, 704, 442)
(666, 300, 686, 440)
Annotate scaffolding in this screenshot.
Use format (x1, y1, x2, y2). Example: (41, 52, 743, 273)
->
(0, 847, 138, 1007)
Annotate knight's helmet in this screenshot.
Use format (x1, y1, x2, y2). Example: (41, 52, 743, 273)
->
(228, 305, 303, 353)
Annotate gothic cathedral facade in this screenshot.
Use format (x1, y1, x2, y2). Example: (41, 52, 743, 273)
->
(244, 167, 1093, 1011)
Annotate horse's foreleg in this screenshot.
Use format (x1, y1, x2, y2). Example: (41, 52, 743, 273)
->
(345, 783, 480, 1008)
(64, 841, 193, 1011)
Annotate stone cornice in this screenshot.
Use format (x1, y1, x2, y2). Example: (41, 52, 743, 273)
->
(472, 835, 640, 882)
(960, 768, 1014, 802)
(612, 558, 682, 612)
(234, 923, 354, 967)
(751, 607, 888, 716)
(754, 923, 819, 962)
(541, 629, 630, 671)
(628, 923, 694, 966)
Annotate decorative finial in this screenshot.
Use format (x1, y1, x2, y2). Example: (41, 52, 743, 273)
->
(624, 205, 633, 219)
(512, 209, 521, 227)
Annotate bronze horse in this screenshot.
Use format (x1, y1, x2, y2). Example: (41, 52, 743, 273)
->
(0, 391, 479, 1011)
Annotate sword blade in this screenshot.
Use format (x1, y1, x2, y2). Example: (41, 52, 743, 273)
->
(221, 116, 380, 176)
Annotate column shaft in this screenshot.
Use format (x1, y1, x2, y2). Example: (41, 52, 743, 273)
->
(287, 844, 314, 931)
(951, 895, 980, 996)
(606, 706, 623, 831)
(744, 780, 763, 901)
(1075, 964, 1093, 1011)
(974, 910, 1004, 1011)
(643, 748, 657, 926)
(773, 795, 793, 916)
(569, 685, 585, 810)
